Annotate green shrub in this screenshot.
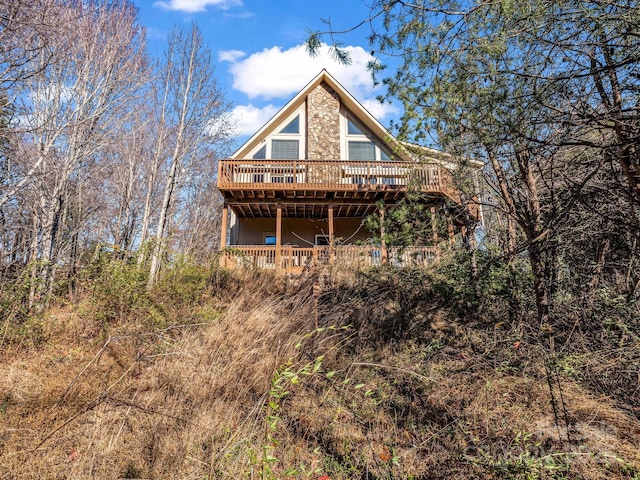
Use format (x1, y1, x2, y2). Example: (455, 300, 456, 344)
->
(80, 253, 157, 327)
(0, 264, 46, 346)
(152, 255, 215, 307)
(429, 247, 533, 319)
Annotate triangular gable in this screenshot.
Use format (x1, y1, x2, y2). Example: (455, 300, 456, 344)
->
(230, 69, 411, 161)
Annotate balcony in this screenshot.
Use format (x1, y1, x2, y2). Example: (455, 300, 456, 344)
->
(217, 159, 457, 201)
(219, 245, 440, 274)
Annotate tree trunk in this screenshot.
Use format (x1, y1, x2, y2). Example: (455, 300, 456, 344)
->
(148, 154, 179, 285)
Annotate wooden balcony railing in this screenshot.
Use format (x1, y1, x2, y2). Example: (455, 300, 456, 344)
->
(219, 245, 440, 274)
(217, 159, 456, 196)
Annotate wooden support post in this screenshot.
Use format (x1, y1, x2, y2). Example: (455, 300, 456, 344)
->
(430, 206, 439, 244)
(448, 214, 455, 244)
(220, 202, 228, 250)
(328, 204, 334, 261)
(276, 203, 282, 271)
(380, 204, 387, 264)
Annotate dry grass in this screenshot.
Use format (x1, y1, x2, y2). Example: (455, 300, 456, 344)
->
(0, 266, 638, 479)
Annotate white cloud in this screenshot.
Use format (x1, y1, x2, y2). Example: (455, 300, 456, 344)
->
(224, 43, 398, 121)
(218, 49, 245, 63)
(361, 98, 400, 120)
(153, 0, 241, 13)
(227, 44, 367, 99)
(228, 104, 280, 137)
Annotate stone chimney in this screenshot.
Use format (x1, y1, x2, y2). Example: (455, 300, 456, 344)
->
(307, 82, 341, 160)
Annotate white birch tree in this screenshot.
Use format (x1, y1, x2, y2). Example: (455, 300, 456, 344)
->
(147, 23, 231, 286)
(13, 0, 148, 304)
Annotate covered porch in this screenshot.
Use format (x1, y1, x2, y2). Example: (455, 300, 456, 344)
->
(218, 198, 449, 273)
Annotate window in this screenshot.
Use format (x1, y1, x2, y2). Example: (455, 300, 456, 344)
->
(347, 118, 364, 135)
(381, 176, 400, 185)
(253, 145, 266, 159)
(271, 139, 299, 160)
(348, 141, 375, 160)
(315, 235, 330, 246)
(247, 109, 304, 160)
(344, 113, 394, 161)
(279, 116, 299, 134)
(351, 176, 376, 185)
(272, 175, 294, 183)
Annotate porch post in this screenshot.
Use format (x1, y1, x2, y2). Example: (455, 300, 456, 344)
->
(430, 206, 439, 244)
(448, 214, 455, 244)
(380, 204, 388, 264)
(276, 203, 282, 271)
(220, 202, 228, 250)
(328, 204, 335, 261)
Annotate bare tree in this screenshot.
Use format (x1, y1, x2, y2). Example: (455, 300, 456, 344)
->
(0, 0, 57, 90)
(11, 0, 148, 305)
(137, 64, 174, 254)
(172, 151, 226, 261)
(0, 3, 234, 304)
(0, 0, 59, 211)
(147, 23, 231, 286)
(101, 104, 155, 254)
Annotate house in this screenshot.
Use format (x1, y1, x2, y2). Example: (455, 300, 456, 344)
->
(217, 70, 479, 273)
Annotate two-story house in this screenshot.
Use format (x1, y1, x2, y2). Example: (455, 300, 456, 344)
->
(217, 70, 477, 273)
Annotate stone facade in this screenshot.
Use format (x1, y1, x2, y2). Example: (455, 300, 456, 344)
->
(307, 82, 341, 160)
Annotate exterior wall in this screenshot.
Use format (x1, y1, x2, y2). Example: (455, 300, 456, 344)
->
(307, 82, 341, 160)
(235, 217, 370, 246)
(236, 218, 276, 245)
(331, 218, 370, 244)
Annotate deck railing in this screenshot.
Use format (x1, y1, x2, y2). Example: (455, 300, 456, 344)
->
(220, 245, 440, 274)
(217, 159, 455, 195)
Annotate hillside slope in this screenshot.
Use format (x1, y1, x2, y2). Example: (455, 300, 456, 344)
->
(0, 262, 639, 479)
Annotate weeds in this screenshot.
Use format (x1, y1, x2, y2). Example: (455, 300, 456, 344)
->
(0, 258, 638, 479)
(467, 430, 571, 480)
(81, 255, 152, 325)
(260, 356, 325, 479)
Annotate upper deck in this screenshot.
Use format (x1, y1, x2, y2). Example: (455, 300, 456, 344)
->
(217, 159, 458, 201)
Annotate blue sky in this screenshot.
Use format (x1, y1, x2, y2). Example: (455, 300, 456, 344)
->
(135, 0, 399, 145)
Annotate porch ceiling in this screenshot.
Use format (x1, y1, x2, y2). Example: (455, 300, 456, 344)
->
(219, 188, 406, 202)
(228, 200, 380, 219)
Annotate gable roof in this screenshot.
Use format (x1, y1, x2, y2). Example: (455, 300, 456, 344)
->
(229, 69, 483, 170)
(230, 69, 408, 161)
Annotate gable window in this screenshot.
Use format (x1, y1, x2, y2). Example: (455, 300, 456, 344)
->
(347, 118, 364, 135)
(280, 116, 299, 134)
(253, 145, 266, 159)
(344, 113, 393, 161)
(247, 109, 304, 160)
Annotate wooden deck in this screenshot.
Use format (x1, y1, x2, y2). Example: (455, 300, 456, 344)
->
(219, 245, 439, 274)
(217, 159, 457, 201)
